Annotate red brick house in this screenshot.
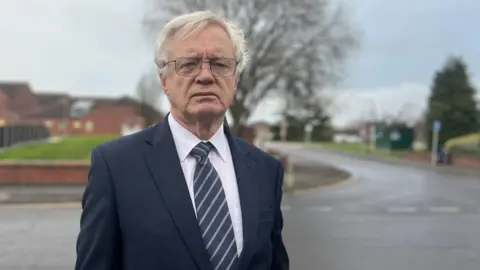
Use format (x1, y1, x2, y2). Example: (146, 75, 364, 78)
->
(0, 91, 20, 125)
(0, 81, 163, 136)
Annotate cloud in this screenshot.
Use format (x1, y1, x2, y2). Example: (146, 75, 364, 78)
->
(0, 0, 152, 96)
(1, 0, 478, 128)
(330, 83, 430, 126)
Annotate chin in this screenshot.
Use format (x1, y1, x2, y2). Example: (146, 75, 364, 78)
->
(189, 106, 225, 120)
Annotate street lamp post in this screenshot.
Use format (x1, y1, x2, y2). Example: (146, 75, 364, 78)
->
(361, 97, 382, 151)
(61, 97, 69, 136)
(280, 118, 288, 141)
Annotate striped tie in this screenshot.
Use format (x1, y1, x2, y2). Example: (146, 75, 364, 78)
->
(190, 142, 238, 270)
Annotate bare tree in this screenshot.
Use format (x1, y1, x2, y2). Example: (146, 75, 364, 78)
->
(283, 90, 334, 124)
(142, 0, 359, 135)
(382, 101, 421, 125)
(135, 71, 164, 126)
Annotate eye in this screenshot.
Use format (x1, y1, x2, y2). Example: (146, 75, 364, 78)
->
(180, 61, 198, 68)
(213, 62, 228, 68)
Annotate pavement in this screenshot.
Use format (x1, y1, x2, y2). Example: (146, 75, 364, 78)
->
(287, 155, 352, 191)
(314, 144, 480, 178)
(2, 143, 480, 269)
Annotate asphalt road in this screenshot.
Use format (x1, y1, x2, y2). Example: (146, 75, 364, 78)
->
(1, 144, 480, 269)
(279, 144, 480, 270)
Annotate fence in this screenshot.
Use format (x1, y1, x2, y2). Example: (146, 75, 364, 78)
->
(0, 124, 51, 148)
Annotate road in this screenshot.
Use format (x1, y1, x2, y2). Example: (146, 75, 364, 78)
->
(1, 144, 480, 269)
(279, 144, 480, 270)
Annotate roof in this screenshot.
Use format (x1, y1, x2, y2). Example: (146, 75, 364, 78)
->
(21, 96, 119, 119)
(35, 93, 70, 107)
(0, 82, 32, 99)
(0, 81, 163, 120)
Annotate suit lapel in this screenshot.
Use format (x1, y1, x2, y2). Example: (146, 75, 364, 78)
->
(224, 127, 259, 270)
(143, 117, 213, 270)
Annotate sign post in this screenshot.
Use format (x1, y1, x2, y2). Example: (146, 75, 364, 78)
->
(369, 123, 376, 151)
(304, 123, 313, 143)
(431, 120, 441, 165)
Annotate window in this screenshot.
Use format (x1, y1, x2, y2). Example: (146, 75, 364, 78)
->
(57, 121, 67, 131)
(0, 118, 5, 126)
(85, 121, 94, 132)
(70, 100, 94, 118)
(73, 121, 82, 129)
(44, 120, 53, 127)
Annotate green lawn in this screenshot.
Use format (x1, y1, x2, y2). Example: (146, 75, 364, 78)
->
(0, 135, 118, 160)
(446, 133, 480, 158)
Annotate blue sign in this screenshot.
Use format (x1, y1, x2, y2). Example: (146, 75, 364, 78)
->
(433, 120, 441, 131)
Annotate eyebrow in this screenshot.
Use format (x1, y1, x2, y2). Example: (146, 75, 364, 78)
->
(182, 48, 232, 58)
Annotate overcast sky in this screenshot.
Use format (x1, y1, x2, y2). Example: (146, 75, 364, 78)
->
(0, 0, 479, 127)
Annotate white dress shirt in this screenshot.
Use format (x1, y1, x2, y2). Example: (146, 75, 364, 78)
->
(168, 114, 244, 255)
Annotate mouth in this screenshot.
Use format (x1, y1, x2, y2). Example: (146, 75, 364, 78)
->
(192, 92, 217, 98)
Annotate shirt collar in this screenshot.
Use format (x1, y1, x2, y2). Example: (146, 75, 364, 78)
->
(168, 113, 228, 162)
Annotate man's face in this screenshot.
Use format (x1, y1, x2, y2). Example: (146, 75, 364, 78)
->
(160, 24, 238, 121)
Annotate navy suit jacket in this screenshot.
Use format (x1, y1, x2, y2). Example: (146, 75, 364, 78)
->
(75, 116, 289, 270)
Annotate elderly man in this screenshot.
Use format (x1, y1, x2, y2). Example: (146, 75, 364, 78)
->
(75, 10, 289, 270)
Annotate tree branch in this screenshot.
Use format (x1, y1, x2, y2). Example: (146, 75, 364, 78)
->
(142, 0, 359, 131)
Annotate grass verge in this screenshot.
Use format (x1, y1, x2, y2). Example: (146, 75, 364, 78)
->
(0, 135, 118, 160)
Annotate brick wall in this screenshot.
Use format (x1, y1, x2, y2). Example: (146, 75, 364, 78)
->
(30, 105, 144, 137)
(0, 161, 89, 185)
(82, 105, 143, 135)
(0, 154, 288, 185)
(451, 156, 480, 168)
(5, 84, 39, 115)
(0, 92, 18, 124)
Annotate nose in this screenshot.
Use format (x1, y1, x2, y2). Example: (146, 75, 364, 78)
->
(195, 61, 214, 84)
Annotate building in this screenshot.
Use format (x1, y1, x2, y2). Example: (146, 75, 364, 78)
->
(0, 81, 163, 136)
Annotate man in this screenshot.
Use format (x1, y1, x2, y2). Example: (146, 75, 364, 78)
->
(75, 10, 289, 270)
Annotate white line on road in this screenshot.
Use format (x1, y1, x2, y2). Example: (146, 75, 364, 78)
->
(0, 192, 11, 202)
(387, 207, 417, 213)
(309, 206, 333, 212)
(429, 206, 459, 213)
(0, 202, 81, 209)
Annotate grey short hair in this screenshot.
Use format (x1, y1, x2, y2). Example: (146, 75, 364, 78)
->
(154, 10, 249, 77)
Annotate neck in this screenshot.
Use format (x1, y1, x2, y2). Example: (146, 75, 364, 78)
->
(171, 111, 224, 140)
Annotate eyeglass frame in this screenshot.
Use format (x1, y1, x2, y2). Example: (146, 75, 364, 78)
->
(162, 57, 239, 77)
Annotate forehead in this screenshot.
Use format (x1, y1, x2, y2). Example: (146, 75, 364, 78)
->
(170, 24, 235, 57)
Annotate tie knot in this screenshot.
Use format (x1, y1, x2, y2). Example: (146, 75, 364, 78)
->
(190, 142, 213, 161)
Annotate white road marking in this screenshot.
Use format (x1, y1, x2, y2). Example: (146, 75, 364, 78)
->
(309, 206, 333, 212)
(429, 206, 459, 213)
(0, 192, 11, 202)
(387, 207, 417, 213)
(0, 202, 81, 209)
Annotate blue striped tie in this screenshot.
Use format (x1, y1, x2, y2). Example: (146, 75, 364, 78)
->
(190, 142, 238, 270)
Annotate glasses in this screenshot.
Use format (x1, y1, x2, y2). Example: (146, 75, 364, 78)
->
(165, 57, 238, 77)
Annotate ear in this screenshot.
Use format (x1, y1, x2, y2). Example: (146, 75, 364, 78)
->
(233, 75, 239, 92)
(160, 74, 169, 95)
